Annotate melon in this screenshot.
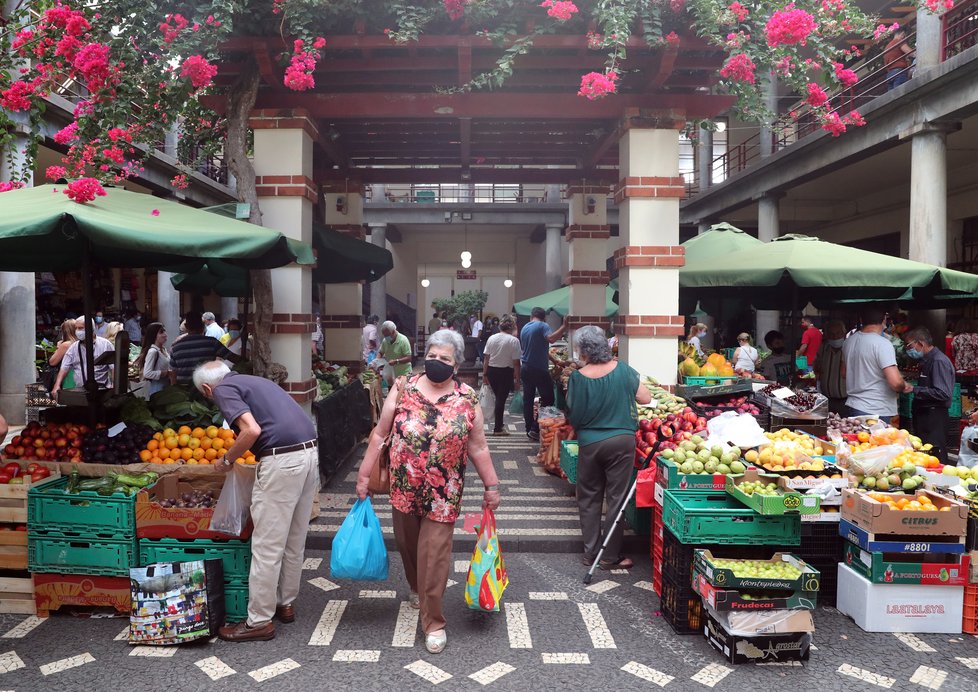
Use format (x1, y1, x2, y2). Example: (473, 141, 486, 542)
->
(707, 353, 726, 368)
(699, 362, 719, 377)
(679, 358, 700, 377)
(718, 363, 735, 377)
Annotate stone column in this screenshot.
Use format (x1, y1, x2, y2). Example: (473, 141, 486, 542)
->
(905, 121, 958, 337)
(564, 183, 612, 353)
(322, 182, 367, 372)
(0, 131, 35, 424)
(250, 109, 317, 410)
(368, 223, 388, 322)
(156, 271, 182, 338)
(755, 192, 782, 343)
(760, 73, 778, 158)
(611, 123, 687, 385)
(697, 126, 713, 192)
(545, 223, 563, 291)
(915, 9, 943, 72)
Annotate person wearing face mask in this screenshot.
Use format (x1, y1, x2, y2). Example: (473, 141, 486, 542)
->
(220, 318, 246, 357)
(377, 320, 413, 385)
(814, 320, 848, 414)
(903, 327, 955, 464)
(842, 306, 907, 424)
(759, 330, 795, 386)
(686, 322, 707, 358)
(357, 329, 500, 655)
(135, 322, 174, 395)
(93, 310, 109, 338)
(50, 316, 115, 399)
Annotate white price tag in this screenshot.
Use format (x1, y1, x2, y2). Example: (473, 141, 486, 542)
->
(107, 422, 127, 438)
(802, 496, 818, 508)
(772, 387, 795, 400)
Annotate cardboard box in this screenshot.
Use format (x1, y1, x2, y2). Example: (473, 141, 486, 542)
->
(842, 541, 970, 586)
(692, 570, 818, 611)
(774, 464, 848, 490)
(840, 488, 969, 537)
(970, 551, 978, 583)
(801, 510, 842, 523)
(836, 563, 965, 633)
(840, 518, 966, 554)
(702, 608, 812, 664)
(726, 470, 821, 515)
(694, 549, 821, 591)
(135, 473, 251, 540)
(724, 608, 815, 635)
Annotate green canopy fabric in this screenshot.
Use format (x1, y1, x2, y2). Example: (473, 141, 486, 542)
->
(513, 285, 618, 318)
(681, 223, 763, 264)
(171, 260, 248, 297)
(680, 234, 978, 301)
(0, 184, 314, 271)
(313, 224, 393, 284)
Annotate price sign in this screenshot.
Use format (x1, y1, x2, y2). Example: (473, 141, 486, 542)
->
(772, 387, 795, 400)
(456, 270, 477, 280)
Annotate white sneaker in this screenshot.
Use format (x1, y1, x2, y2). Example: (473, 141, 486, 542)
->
(408, 592, 420, 609)
(425, 629, 447, 654)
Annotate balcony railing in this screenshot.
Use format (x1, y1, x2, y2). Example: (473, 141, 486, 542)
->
(366, 183, 557, 204)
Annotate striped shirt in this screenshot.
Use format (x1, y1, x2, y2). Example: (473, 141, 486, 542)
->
(170, 335, 233, 384)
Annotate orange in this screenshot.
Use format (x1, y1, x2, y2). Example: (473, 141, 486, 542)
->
(180, 447, 194, 461)
(186, 459, 199, 465)
(191, 427, 206, 439)
(219, 429, 235, 442)
(857, 431, 870, 443)
(205, 426, 219, 439)
(177, 434, 191, 447)
(187, 437, 201, 450)
(192, 448, 205, 461)
(168, 447, 183, 461)
(204, 448, 218, 461)
(178, 425, 191, 436)
(164, 437, 179, 450)
(163, 428, 176, 438)
(139, 450, 152, 462)
(152, 432, 163, 442)
(211, 438, 225, 451)
(200, 437, 212, 450)
(146, 440, 159, 451)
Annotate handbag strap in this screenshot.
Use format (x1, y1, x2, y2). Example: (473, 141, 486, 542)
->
(381, 376, 408, 442)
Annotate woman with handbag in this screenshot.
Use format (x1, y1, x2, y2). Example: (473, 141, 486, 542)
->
(356, 329, 501, 655)
(134, 323, 174, 395)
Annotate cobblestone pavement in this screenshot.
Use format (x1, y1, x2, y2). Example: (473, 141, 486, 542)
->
(1, 410, 977, 689)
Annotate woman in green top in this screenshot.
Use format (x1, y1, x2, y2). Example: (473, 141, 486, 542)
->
(566, 326, 652, 570)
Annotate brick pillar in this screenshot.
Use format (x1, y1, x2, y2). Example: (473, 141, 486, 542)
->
(613, 121, 687, 385)
(564, 183, 612, 352)
(250, 109, 317, 408)
(321, 181, 366, 373)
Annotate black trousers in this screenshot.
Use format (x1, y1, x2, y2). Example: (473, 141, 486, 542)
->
(485, 366, 514, 432)
(521, 365, 554, 434)
(912, 406, 950, 465)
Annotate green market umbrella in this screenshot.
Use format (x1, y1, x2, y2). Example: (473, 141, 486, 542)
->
(680, 234, 978, 303)
(681, 222, 764, 264)
(513, 285, 618, 318)
(171, 260, 249, 297)
(0, 184, 314, 271)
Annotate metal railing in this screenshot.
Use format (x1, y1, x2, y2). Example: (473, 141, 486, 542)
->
(367, 183, 556, 204)
(943, 0, 978, 59)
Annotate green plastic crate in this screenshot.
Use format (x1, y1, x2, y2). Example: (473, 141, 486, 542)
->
(560, 441, 579, 484)
(661, 490, 800, 546)
(681, 375, 739, 386)
(139, 538, 252, 580)
(623, 499, 652, 536)
(29, 534, 139, 576)
(28, 477, 136, 537)
(899, 382, 961, 418)
(224, 580, 249, 622)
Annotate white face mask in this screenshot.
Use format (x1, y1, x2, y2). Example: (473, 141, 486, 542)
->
(75, 329, 86, 340)
(698, 330, 707, 337)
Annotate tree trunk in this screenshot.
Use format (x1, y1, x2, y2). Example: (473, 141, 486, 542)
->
(224, 57, 275, 378)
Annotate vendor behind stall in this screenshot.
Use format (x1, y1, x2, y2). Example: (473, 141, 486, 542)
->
(903, 326, 955, 464)
(51, 316, 114, 398)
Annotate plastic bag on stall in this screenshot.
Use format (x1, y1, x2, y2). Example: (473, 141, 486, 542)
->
(827, 431, 851, 468)
(210, 463, 256, 536)
(848, 444, 904, 477)
(330, 498, 389, 581)
(705, 411, 768, 449)
(958, 425, 978, 469)
(769, 392, 829, 420)
(478, 384, 495, 420)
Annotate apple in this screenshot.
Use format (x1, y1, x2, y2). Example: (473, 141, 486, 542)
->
(3, 463, 20, 477)
(8, 477, 24, 485)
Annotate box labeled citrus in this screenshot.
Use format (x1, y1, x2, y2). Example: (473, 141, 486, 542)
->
(840, 488, 969, 536)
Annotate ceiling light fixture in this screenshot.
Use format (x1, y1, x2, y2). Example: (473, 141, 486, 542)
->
(421, 263, 430, 288)
(460, 223, 472, 264)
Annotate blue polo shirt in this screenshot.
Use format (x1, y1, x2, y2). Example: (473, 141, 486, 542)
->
(520, 320, 551, 371)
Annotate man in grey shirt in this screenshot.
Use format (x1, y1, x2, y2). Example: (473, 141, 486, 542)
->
(842, 307, 908, 423)
(904, 326, 955, 464)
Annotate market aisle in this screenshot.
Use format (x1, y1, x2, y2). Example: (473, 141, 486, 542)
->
(1, 549, 977, 690)
(307, 409, 640, 554)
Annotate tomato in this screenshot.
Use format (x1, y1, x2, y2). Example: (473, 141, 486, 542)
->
(3, 462, 20, 478)
(0, 474, 10, 485)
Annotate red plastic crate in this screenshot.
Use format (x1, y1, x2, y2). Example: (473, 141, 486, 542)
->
(965, 584, 978, 635)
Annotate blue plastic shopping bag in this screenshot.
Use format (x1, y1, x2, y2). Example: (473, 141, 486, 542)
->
(330, 498, 389, 581)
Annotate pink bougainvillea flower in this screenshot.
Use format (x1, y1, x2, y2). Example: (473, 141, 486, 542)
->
(0, 80, 36, 111)
(72, 42, 113, 91)
(578, 71, 619, 100)
(313, 36, 326, 50)
(180, 55, 217, 89)
(766, 5, 817, 47)
(444, 0, 466, 21)
(171, 174, 189, 189)
(64, 178, 107, 203)
(54, 122, 79, 145)
(151, 209, 160, 216)
(586, 31, 603, 49)
(833, 62, 858, 87)
(720, 53, 757, 84)
(669, 0, 686, 12)
(806, 82, 829, 107)
(728, 1, 749, 21)
(0, 181, 25, 193)
(541, 0, 579, 21)
(45, 165, 69, 181)
(665, 31, 680, 44)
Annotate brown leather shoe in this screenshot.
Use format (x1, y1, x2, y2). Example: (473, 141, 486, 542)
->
(275, 604, 295, 623)
(218, 620, 275, 642)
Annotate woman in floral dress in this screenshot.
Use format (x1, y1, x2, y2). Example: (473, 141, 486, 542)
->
(357, 329, 500, 654)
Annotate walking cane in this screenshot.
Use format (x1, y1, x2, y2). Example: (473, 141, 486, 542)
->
(583, 441, 660, 584)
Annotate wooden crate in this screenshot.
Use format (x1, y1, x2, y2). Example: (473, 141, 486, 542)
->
(0, 471, 61, 524)
(0, 574, 36, 615)
(0, 530, 28, 571)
